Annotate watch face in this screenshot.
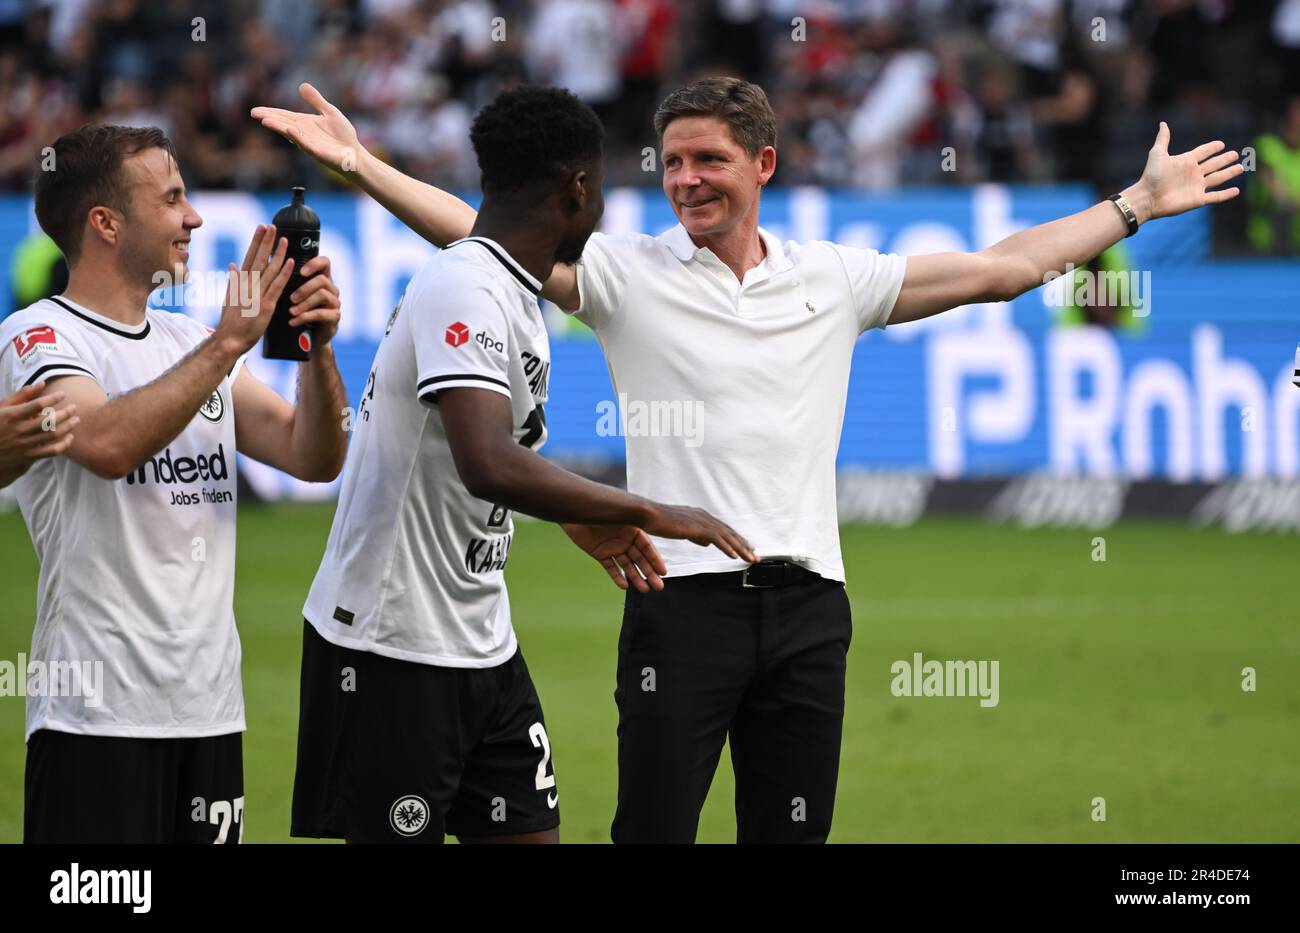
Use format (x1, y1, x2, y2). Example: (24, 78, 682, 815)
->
(1111, 195, 1138, 235)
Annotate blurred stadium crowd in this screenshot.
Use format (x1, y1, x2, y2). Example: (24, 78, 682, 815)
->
(0, 0, 1297, 253)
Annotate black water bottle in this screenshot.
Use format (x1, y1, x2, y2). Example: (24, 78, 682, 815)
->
(262, 186, 320, 361)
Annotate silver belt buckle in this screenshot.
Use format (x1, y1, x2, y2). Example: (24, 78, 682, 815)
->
(741, 564, 772, 589)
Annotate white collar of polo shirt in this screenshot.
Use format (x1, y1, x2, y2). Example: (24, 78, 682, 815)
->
(662, 224, 794, 289)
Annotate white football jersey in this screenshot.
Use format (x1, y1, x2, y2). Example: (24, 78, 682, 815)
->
(0, 296, 245, 740)
(303, 236, 550, 667)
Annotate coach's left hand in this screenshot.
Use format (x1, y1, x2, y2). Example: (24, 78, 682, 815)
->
(288, 255, 341, 346)
(1126, 122, 1244, 223)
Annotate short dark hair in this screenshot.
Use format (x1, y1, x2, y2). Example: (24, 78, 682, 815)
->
(469, 86, 604, 196)
(33, 124, 177, 263)
(654, 77, 777, 157)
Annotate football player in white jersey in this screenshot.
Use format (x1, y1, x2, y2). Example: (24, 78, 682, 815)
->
(284, 86, 754, 844)
(0, 124, 349, 843)
(257, 76, 1242, 844)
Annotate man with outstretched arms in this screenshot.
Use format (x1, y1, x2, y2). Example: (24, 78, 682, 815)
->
(255, 77, 1240, 843)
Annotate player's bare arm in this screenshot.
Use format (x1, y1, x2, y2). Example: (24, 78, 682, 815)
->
(890, 123, 1245, 324)
(52, 225, 295, 480)
(250, 85, 583, 311)
(0, 382, 78, 488)
(232, 253, 348, 482)
(437, 386, 758, 576)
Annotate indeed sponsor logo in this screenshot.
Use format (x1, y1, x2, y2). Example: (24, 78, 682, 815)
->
(125, 444, 229, 487)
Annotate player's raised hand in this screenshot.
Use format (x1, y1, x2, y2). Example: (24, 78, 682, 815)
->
(250, 83, 365, 175)
(0, 382, 79, 487)
(1130, 123, 1245, 221)
(642, 504, 759, 564)
(562, 523, 668, 593)
(216, 224, 295, 352)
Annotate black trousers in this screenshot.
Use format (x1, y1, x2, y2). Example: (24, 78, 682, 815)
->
(611, 569, 851, 844)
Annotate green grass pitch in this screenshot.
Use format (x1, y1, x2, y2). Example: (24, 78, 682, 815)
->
(1, 503, 1297, 843)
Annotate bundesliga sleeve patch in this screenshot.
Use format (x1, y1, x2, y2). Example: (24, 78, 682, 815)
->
(12, 325, 64, 364)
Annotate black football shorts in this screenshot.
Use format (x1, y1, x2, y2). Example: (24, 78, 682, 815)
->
(291, 620, 559, 843)
(25, 729, 244, 844)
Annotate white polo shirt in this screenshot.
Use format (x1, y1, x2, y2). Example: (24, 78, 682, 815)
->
(572, 223, 907, 582)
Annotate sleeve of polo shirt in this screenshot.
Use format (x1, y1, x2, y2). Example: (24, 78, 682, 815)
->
(572, 231, 628, 332)
(828, 244, 908, 333)
(0, 317, 100, 393)
(412, 269, 513, 407)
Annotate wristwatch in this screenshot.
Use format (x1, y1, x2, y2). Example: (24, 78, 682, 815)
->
(1108, 193, 1140, 237)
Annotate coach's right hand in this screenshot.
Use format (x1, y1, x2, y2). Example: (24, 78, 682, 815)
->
(642, 504, 758, 563)
(216, 224, 295, 353)
(251, 84, 364, 175)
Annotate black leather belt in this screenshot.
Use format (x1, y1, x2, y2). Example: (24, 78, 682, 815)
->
(740, 559, 815, 589)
